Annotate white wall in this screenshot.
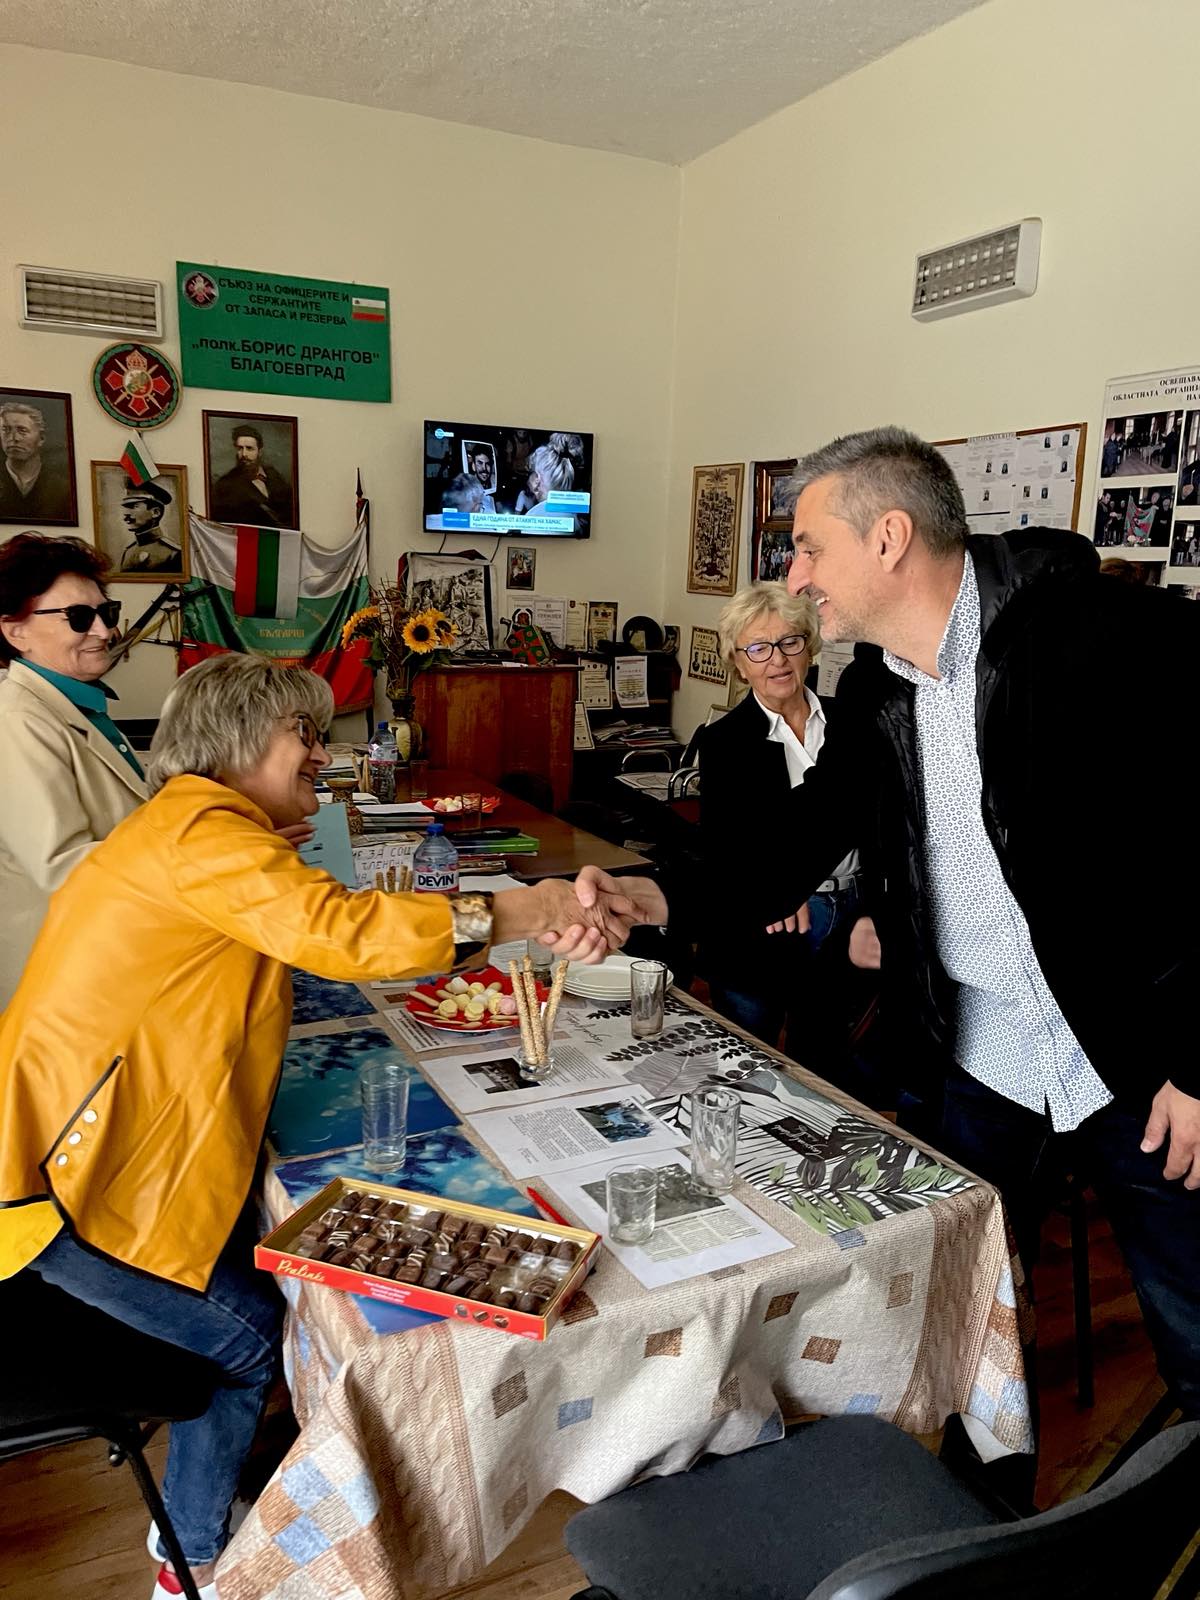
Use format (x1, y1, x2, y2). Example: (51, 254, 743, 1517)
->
(666, 0, 1200, 733)
(0, 46, 681, 723)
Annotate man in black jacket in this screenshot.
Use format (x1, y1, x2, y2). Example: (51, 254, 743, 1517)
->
(769, 425, 1200, 1418)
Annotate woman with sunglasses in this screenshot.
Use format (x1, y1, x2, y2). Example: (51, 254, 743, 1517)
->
(0, 532, 147, 1006)
(0, 650, 665, 1600)
(695, 581, 866, 1078)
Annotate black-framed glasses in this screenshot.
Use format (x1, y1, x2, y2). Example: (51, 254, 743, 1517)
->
(29, 601, 122, 633)
(292, 713, 331, 751)
(735, 634, 809, 664)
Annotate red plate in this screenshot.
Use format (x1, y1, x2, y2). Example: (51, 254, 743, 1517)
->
(427, 795, 502, 815)
(404, 964, 548, 1031)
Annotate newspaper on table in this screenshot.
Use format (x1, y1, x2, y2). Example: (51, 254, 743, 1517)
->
(466, 1087, 685, 1179)
(549, 1149, 793, 1288)
(378, 1005, 519, 1057)
(419, 1043, 627, 1113)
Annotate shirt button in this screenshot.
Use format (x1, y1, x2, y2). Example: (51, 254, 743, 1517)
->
(119, 744, 128, 753)
(55, 1153, 68, 1167)
(82, 1109, 98, 1123)
(68, 1131, 82, 1146)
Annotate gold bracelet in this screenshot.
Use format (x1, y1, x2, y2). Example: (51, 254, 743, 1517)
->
(448, 892, 494, 969)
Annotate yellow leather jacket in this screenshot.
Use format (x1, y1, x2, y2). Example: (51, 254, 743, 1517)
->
(0, 775, 455, 1289)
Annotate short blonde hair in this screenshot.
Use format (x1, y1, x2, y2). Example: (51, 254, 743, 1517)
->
(716, 582, 822, 670)
(147, 654, 334, 795)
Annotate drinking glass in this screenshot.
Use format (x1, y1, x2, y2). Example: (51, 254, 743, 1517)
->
(460, 791, 483, 831)
(526, 937, 553, 985)
(690, 1087, 739, 1194)
(630, 959, 666, 1039)
(361, 1061, 410, 1172)
(606, 1163, 658, 1244)
(409, 758, 429, 799)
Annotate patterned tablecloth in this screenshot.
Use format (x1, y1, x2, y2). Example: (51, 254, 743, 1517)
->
(217, 970, 1032, 1600)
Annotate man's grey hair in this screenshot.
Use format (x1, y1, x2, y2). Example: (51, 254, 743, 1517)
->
(0, 402, 46, 435)
(147, 653, 334, 795)
(717, 582, 822, 670)
(787, 426, 967, 559)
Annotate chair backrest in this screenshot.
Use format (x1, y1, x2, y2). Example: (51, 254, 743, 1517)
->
(808, 1420, 1200, 1600)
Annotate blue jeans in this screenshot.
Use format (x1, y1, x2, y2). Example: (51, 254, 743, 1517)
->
(31, 1213, 283, 1564)
(939, 1067, 1200, 1420)
(710, 882, 862, 1053)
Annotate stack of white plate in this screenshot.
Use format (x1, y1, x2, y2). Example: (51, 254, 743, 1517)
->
(563, 954, 673, 1001)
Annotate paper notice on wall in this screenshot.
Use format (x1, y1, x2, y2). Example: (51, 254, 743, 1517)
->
(532, 598, 567, 645)
(465, 1087, 685, 1178)
(573, 702, 594, 751)
(578, 661, 612, 709)
(934, 425, 1083, 538)
(548, 1150, 793, 1288)
(564, 599, 589, 649)
(816, 640, 855, 699)
(614, 654, 649, 708)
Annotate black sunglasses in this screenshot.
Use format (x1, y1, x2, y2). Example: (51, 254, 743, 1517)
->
(29, 601, 122, 633)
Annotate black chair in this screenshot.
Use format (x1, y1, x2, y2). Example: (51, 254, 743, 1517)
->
(0, 1267, 218, 1600)
(564, 1412, 1200, 1600)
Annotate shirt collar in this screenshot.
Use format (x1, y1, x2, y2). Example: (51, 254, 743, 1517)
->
(22, 659, 118, 713)
(754, 686, 823, 738)
(884, 555, 980, 686)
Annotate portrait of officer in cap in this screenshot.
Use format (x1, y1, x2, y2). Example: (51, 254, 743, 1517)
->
(90, 461, 190, 581)
(119, 481, 182, 574)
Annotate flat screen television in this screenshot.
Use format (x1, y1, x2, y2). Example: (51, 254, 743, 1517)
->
(423, 420, 593, 538)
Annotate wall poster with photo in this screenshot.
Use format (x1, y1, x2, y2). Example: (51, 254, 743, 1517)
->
(750, 457, 797, 582)
(1098, 366, 1200, 592)
(686, 462, 744, 596)
(0, 386, 78, 525)
(203, 409, 300, 529)
(91, 461, 190, 582)
(933, 424, 1085, 540)
(405, 551, 493, 652)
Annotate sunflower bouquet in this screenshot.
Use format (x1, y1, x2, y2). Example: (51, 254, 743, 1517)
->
(340, 583, 457, 702)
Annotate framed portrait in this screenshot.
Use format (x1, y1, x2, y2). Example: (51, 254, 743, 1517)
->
(750, 457, 797, 582)
(203, 410, 300, 529)
(686, 463, 744, 596)
(687, 625, 727, 686)
(90, 461, 190, 583)
(506, 545, 536, 591)
(0, 386, 78, 526)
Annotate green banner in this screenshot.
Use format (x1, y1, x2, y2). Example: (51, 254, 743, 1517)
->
(176, 261, 391, 403)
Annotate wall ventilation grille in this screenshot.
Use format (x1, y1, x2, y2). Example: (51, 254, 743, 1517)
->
(17, 264, 164, 339)
(911, 219, 1041, 321)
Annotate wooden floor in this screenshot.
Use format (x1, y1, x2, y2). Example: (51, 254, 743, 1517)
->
(1, 1198, 1191, 1600)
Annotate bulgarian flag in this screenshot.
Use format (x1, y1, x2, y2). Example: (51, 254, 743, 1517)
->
(351, 295, 387, 323)
(119, 434, 159, 486)
(233, 526, 302, 619)
(179, 510, 373, 711)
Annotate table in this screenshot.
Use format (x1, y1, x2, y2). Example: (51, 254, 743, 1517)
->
(418, 767, 650, 881)
(217, 973, 1031, 1600)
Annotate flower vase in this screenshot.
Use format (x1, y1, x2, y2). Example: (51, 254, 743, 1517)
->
(387, 693, 423, 763)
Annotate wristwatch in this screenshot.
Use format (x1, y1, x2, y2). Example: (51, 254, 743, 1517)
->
(448, 892, 494, 969)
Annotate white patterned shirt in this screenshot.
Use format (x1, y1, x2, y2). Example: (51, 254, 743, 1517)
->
(884, 557, 1111, 1131)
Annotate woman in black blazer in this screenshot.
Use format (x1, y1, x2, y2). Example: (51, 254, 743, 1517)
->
(696, 582, 863, 1073)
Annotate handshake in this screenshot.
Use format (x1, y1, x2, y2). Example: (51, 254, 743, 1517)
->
(494, 866, 669, 965)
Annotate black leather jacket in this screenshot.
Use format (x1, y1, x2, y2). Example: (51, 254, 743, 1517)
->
(764, 529, 1199, 1107)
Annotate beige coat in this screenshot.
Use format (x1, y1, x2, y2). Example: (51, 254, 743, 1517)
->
(0, 661, 147, 1006)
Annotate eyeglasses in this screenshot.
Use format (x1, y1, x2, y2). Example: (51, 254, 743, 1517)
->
(292, 713, 331, 751)
(735, 634, 809, 664)
(29, 601, 122, 633)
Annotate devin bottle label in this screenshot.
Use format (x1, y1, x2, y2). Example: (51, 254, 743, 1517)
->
(414, 866, 458, 893)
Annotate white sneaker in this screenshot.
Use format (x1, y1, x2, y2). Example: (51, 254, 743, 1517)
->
(148, 1500, 251, 1561)
(150, 1563, 217, 1600)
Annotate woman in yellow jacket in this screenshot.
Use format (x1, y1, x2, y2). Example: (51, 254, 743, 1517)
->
(0, 652, 663, 1600)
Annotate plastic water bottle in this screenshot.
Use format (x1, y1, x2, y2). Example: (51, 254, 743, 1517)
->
(367, 721, 398, 803)
(413, 822, 459, 894)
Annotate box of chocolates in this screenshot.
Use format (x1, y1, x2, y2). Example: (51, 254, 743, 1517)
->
(255, 1177, 600, 1341)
